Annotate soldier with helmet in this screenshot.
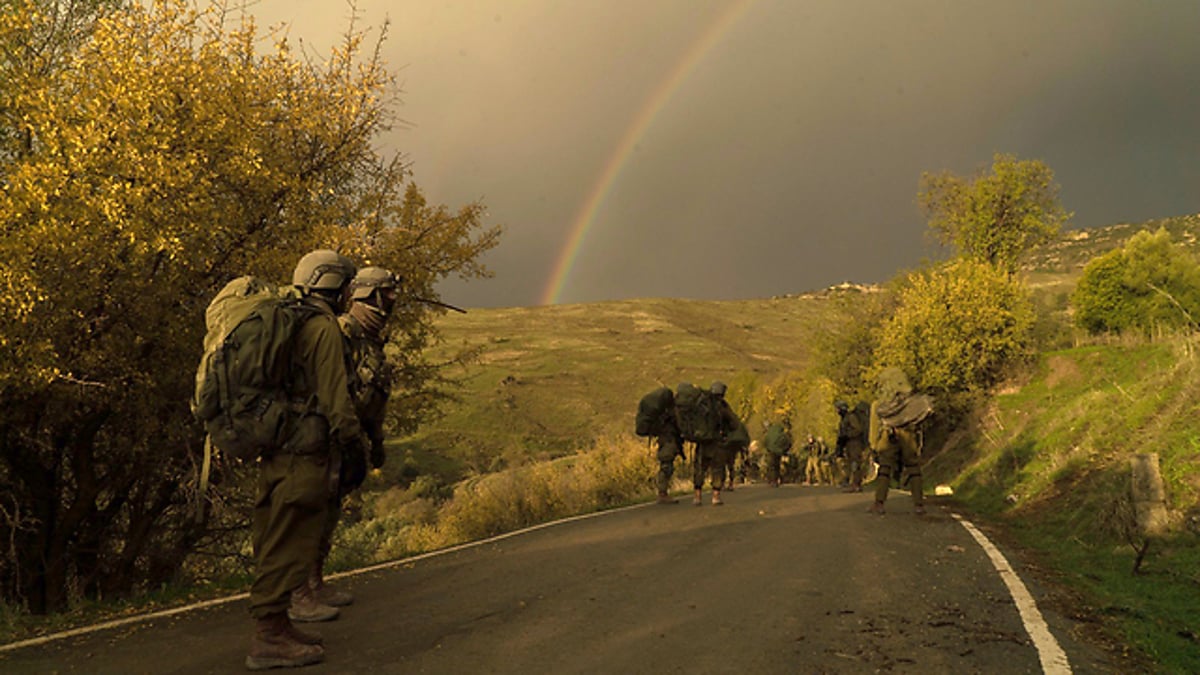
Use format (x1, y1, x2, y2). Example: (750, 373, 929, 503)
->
(245, 249, 361, 670)
(307, 266, 401, 607)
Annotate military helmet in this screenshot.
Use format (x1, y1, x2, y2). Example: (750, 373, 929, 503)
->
(834, 400, 849, 412)
(350, 266, 398, 300)
(293, 249, 356, 293)
(710, 381, 727, 396)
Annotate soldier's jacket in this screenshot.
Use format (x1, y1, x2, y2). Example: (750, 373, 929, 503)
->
(838, 407, 868, 453)
(764, 423, 793, 456)
(338, 313, 394, 446)
(294, 298, 361, 449)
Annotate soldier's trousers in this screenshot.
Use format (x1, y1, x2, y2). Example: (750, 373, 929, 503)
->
(871, 427, 923, 506)
(693, 441, 723, 490)
(765, 454, 782, 484)
(251, 452, 332, 618)
(655, 436, 681, 493)
(805, 456, 820, 483)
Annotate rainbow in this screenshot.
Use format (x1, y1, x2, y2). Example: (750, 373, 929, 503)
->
(539, 0, 755, 305)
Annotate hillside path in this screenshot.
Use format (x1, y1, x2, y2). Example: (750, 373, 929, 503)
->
(2, 484, 1119, 674)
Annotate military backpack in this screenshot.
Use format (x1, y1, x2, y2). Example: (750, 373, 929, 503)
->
(635, 387, 676, 437)
(674, 383, 722, 442)
(191, 276, 319, 460)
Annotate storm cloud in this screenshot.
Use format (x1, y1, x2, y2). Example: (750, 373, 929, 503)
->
(252, 0, 1200, 307)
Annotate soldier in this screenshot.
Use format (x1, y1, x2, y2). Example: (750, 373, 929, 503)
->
(762, 416, 792, 487)
(816, 436, 835, 485)
(836, 400, 869, 493)
(802, 434, 821, 485)
(720, 408, 750, 492)
(304, 267, 400, 608)
(246, 250, 361, 670)
(691, 381, 739, 506)
(655, 393, 685, 505)
(867, 367, 934, 515)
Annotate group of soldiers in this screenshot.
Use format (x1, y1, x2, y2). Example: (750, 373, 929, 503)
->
(236, 250, 398, 670)
(644, 370, 931, 517)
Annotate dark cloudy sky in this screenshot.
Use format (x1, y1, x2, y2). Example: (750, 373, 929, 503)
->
(254, 0, 1200, 308)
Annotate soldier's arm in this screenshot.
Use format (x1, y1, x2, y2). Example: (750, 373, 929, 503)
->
(299, 315, 362, 448)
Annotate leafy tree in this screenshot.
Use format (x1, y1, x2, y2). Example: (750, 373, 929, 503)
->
(0, 0, 498, 613)
(919, 153, 1071, 273)
(874, 259, 1035, 397)
(1072, 228, 1200, 336)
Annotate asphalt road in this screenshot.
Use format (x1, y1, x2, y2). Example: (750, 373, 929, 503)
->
(1, 484, 1120, 674)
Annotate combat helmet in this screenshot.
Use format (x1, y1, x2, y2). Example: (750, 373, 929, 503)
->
(710, 381, 727, 396)
(350, 266, 399, 300)
(293, 249, 356, 294)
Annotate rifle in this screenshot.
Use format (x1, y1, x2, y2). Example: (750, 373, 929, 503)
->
(413, 296, 467, 314)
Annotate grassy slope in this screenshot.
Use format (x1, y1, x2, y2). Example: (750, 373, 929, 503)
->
(401, 290, 871, 478)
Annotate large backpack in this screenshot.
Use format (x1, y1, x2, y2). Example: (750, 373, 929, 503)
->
(191, 276, 318, 460)
(635, 387, 675, 437)
(674, 383, 721, 442)
(874, 367, 935, 430)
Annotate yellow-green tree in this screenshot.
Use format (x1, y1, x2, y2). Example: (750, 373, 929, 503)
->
(1072, 228, 1200, 336)
(919, 153, 1070, 273)
(874, 259, 1034, 397)
(0, 0, 498, 612)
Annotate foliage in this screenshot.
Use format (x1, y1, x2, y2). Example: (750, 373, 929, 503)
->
(1072, 228, 1200, 336)
(919, 153, 1071, 273)
(0, 0, 496, 613)
(874, 259, 1035, 399)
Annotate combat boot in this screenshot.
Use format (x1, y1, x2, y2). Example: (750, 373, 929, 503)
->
(693, 489, 703, 506)
(711, 491, 723, 506)
(656, 491, 679, 505)
(245, 612, 324, 670)
(288, 584, 340, 623)
(867, 500, 885, 515)
(310, 567, 353, 607)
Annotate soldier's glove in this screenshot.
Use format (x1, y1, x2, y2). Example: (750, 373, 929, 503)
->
(370, 437, 386, 469)
(340, 439, 367, 491)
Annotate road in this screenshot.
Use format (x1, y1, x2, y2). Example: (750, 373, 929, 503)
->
(1, 484, 1120, 674)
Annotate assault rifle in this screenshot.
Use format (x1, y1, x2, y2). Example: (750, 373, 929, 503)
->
(412, 296, 467, 314)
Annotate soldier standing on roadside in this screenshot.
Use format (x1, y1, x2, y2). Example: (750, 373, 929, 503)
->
(305, 267, 400, 609)
(246, 250, 361, 670)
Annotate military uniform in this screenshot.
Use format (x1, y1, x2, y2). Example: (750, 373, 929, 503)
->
(693, 385, 740, 505)
(655, 426, 684, 500)
(250, 296, 361, 619)
(763, 421, 792, 486)
(836, 402, 868, 491)
(866, 368, 932, 515)
(803, 435, 821, 485)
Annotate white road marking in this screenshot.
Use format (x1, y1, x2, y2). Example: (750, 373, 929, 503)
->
(952, 513, 1072, 674)
(0, 500, 652, 653)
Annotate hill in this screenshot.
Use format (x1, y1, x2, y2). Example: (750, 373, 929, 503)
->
(400, 287, 880, 478)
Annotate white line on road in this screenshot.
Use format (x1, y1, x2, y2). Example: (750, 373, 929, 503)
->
(952, 513, 1072, 674)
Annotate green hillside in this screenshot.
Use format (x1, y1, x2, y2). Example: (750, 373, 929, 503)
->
(403, 288, 878, 476)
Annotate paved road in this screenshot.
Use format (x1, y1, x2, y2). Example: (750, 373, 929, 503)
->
(2, 484, 1118, 674)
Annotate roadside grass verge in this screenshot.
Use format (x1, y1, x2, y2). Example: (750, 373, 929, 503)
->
(929, 336, 1200, 672)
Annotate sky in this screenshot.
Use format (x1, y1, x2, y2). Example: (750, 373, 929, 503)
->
(250, 0, 1200, 308)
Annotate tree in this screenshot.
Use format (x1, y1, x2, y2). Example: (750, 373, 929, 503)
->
(0, 0, 498, 613)
(919, 153, 1071, 273)
(874, 259, 1035, 397)
(1072, 228, 1200, 336)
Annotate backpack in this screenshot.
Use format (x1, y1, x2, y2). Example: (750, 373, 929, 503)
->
(764, 423, 792, 456)
(675, 383, 721, 442)
(191, 276, 318, 460)
(874, 367, 934, 430)
(635, 387, 675, 437)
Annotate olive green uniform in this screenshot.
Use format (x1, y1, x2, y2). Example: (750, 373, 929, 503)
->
(693, 401, 740, 491)
(655, 428, 684, 494)
(250, 298, 361, 619)
(803, 437, 821, 484)
(763, 422, 792, 485)
(869, 401, 924, 509)
(837, 405, 868, 488)
(314, 314, 391, 567)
